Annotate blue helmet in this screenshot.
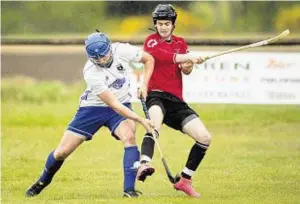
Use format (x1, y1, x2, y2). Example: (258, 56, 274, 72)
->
(85, 32, 113, 67)
(85, 32, 111, 59)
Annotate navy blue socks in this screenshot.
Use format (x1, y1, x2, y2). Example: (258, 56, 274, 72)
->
(123, 146, 140, 191)
(39, 151, 64, 185)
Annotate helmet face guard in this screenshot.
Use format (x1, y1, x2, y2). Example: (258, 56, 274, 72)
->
(90, 50, 113, 68)
(85, 32, 113, 67)
(152, 4, 177, 25)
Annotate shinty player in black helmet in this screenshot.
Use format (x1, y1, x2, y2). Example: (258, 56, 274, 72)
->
(136, 4, 210, 198)
(152, 4, 177, 36)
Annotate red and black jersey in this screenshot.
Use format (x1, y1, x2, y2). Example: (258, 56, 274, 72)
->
(143, 33, 188, 101)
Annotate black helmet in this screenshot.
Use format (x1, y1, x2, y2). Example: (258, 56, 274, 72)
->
(152, 4, 177, 25)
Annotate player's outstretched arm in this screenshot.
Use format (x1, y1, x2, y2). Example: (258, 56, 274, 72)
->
(179, 60, 194, 75)
(138, 52, 154, 99)
(98, 90, 153, 132)
(175, 54, 205, 64)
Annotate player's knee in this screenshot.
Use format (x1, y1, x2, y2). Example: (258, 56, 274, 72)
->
(122, 132, 136, 146)
(54, 148, 70, 160)
(197, 131, 212, 145)
(204, 131, 212, 144)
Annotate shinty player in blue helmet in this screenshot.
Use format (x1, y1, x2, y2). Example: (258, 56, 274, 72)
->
(25, 32, 155, 198)
(85, 32, 114, 67)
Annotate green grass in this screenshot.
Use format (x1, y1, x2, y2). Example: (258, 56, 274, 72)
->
(2, 79, 300, 204)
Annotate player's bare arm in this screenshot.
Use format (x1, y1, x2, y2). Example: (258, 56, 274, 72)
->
(137, 51, 154, 99)
(144, 40, 204, 66)
(98, 90, 153, 132)
(175, 54, 204, 64)
(179, 60, 194, 75)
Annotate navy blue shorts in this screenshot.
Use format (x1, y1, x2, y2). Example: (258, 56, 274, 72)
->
(67, 103, 132, 140)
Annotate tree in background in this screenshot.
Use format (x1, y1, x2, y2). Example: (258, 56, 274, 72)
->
(275, 5, 300, 32)
(106, 1, 190, 17)
(1, 2, 107, 35)
(1, 1, 300, 36)
(229, 1, 298, 33)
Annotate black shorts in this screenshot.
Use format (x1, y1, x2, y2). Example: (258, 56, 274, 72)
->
(146, 91, 198, 131)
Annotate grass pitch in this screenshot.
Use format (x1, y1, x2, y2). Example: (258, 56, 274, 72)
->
(1, 81, 300, 204)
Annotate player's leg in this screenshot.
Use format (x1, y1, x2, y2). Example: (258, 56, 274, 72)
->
(162, 98, 211, 197)
(104, 102, 144, 197)
(25, 131, 85, 197)
(182, 117, 212, 179)
(140, 105, 164, 162)
(174, 116, 211, 198)
(26, 106, 105, 197)
(113, 118, 141, 197)
(138, 93, 165, 182)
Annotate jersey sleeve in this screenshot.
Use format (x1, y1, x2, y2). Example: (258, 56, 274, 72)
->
(84, 68, 108, 96)
(115, 43, 143, 63)
(143, 36, 176, 63)
(180, 38, 189, 54)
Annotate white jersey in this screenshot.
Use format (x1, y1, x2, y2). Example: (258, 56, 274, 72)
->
(79, 42, 143, 107)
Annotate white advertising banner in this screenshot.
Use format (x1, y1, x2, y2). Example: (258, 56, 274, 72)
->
(130, 51, 300, 104)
